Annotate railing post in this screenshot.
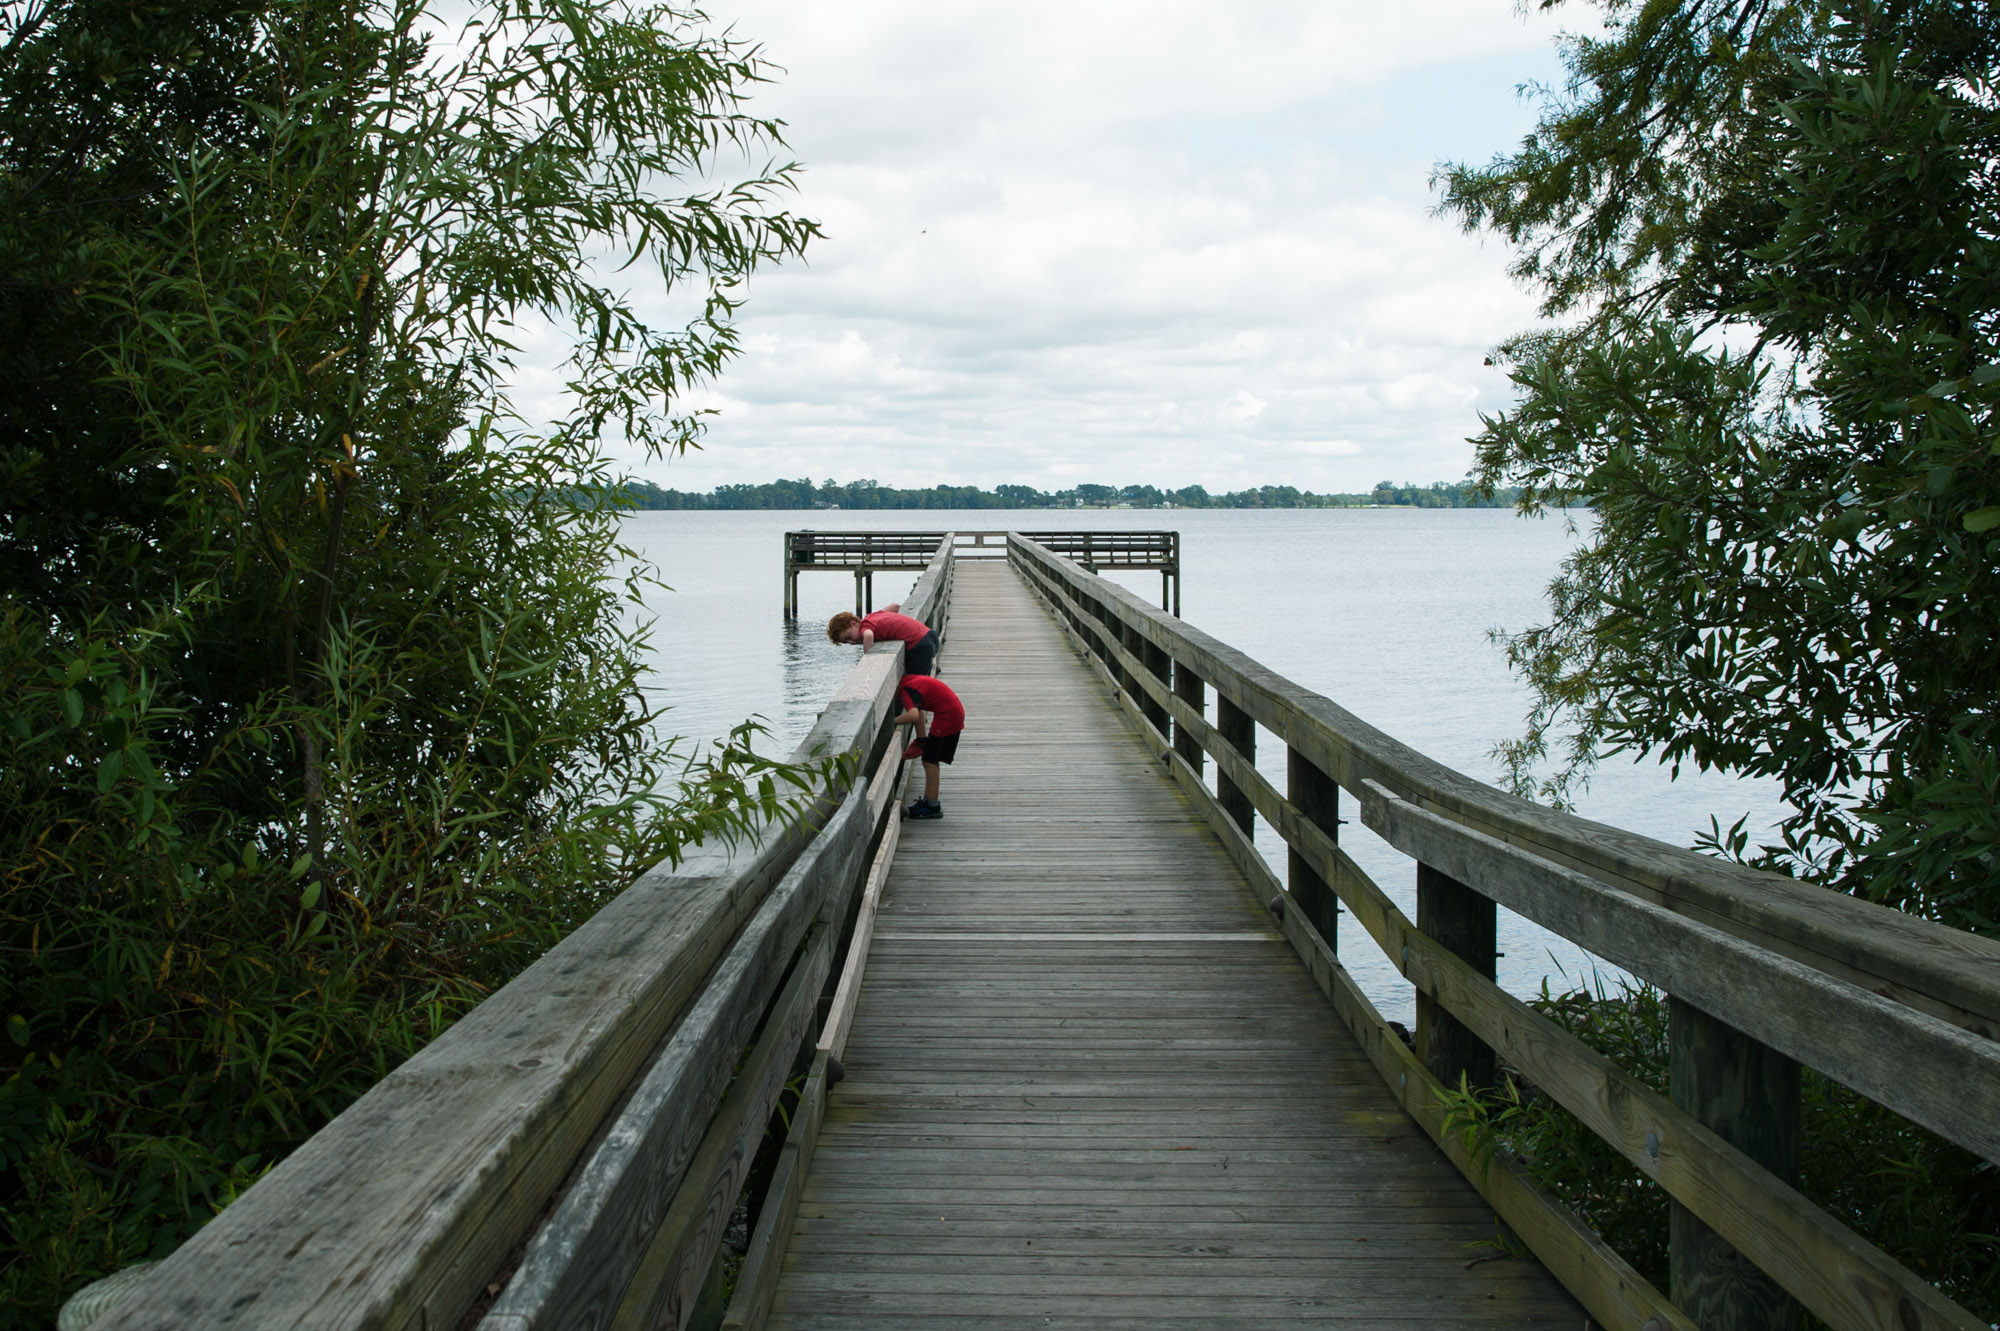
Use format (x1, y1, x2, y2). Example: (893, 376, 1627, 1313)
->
(1285, 749, 1338, 946)
(1137, 633, 1170, 739)
(1172, 663, 1203, 774)
(1098, 600, 1126, 688)
(1414, 864, 1495, 1089)
(1669, 999, 1800, 1331)
(1215, 695, 1254, 835)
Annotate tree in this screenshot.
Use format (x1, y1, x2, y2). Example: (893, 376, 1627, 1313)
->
(0, 0, 816, 1319)
(1439, 0, 2000, 930)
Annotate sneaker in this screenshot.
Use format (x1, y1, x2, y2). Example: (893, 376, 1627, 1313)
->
(906, 799, 943, 820)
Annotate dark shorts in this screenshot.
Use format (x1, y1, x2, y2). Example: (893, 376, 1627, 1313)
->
(920, 731, 960, 765)
(903, 630, 939, 678)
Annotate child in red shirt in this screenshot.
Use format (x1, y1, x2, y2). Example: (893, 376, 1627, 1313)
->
(827, 603, 938, 677)
(894, 674, 963, 819)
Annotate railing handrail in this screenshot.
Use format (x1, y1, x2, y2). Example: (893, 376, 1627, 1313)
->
(1006, 534, 1999, 1036)
(92, 542, 959, 1330)
(1007, 531, 1998, 1331)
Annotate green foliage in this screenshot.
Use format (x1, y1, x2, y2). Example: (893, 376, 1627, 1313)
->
(1436, 980, 1673, 1278)
(607, 476, 1523, 510)
(0, 0, 818, 1322)
(1437, 981, 2000, 1323)
(1439, 0, 2000, 930)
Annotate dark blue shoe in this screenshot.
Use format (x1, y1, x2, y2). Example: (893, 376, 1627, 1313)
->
(906, 799, 943, 820)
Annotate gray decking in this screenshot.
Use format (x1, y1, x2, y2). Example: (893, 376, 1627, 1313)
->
(765, 560, 1584, 1328)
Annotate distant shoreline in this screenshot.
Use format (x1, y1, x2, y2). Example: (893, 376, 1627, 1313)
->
(603, 478, 1523, 511)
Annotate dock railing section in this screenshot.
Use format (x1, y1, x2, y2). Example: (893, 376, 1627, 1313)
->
(1009, 532, 2000, 1331)
(785, 527, 1179, 617)
(85, 543, 958, 1331)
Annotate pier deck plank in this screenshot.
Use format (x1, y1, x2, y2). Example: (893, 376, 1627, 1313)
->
(765, 561, 1584, 1327)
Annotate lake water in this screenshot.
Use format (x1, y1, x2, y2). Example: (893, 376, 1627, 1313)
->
(621, 507, 1787, 1023)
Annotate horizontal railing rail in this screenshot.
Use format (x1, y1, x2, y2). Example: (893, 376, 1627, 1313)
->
(87, 543, 957, 1331)
(784, 527, 1178, 618)
(1008, 532, 2000, 1331)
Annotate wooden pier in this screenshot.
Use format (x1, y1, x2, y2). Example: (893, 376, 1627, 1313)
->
(78, 532, 2000, 1331)
(764, 560, 1582, 1326)
(784, 529, 1181, 618)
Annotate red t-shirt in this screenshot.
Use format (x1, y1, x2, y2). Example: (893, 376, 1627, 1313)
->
(898, 675, 964, 736)
(859, 610, 930, 646)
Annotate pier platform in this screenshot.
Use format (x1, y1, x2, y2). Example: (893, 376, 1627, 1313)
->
(764, 561, 1584, 1327)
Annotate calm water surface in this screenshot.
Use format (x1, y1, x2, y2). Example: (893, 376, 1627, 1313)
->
(621, 508, 1786, 1023)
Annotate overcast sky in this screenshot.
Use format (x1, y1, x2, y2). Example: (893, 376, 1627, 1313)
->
(583, 0, 1578, 494)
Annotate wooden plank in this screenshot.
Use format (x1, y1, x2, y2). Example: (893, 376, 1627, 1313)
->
(1361, 780, 2000, 1165)
(720, 1051, 835, 1331)
(1322, 798, 1988, 1331)
(818, 742, 908, 1063)
(1286, 746, 1339, 946)
(1008, 537, 2000, 1040)
(766, 560, 1586, 1329)
(608, 931, 836, 1331)
(1668, 998, 1801, 1331)
(480, 771, 877, 1330)
(1414, 862, 1496, 1090)
(1269, 882, 1695, 1331)
(94, 655, 906, 1331)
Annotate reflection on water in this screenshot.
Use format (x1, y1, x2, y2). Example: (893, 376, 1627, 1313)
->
(618, 508, 1787, 1022)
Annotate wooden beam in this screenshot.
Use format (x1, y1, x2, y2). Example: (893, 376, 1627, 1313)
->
(480, 781, 877, 1330)
(1216, 694, 1255, 836)
(1006, 536, 2000, 1042)
(605, 930, 837, 1331)
(1415, 862, 1496, 1090)
(1361, 781, 2000, 1166)
(1669, 1001, 1801, 1331)
(1172, 662, 1204, 775)
(1286, 746, 1340, 950)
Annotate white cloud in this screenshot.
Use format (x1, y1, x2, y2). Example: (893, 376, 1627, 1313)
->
(526, 0, 1581, 492)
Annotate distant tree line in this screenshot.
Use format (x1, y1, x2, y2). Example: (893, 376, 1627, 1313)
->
(610, 477, 1523, 510)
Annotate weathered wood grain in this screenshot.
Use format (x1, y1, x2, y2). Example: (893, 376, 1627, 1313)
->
(1015, 544, 1991, 1331)
(93, 653, 905, 1331)
(764, 560, 1585, 1329)
(720, 1050, 835, 1331)
(606, 930, 835, 1331)
(1010, 536, 2000, 1040)
(1319, 832, 1988, 1331)
(478, 741, 881, 1330)
(1360, 781, 2000, 1165)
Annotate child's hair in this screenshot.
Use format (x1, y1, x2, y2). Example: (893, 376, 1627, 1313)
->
(826, 611, 859, 643)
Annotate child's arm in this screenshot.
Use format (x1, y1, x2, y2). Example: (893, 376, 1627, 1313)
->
(882, 601, 901, 614)
(892, 706, 928, 737)
(860, 627, 876, 648)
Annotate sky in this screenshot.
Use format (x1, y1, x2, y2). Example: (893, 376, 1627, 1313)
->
(563, 0, 1585, 494)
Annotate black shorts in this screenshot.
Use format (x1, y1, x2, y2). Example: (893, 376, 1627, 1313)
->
(903, 630, 939, 678)
(920, 731, 960, 765)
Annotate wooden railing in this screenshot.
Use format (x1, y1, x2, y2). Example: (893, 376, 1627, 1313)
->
(84, 542, 958, 1331)
(1008, 533, 2000, 1331)
(784, 528, 1179, 617)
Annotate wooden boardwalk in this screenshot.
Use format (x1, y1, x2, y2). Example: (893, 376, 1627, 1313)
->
(766, 561, 1585, 1328)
